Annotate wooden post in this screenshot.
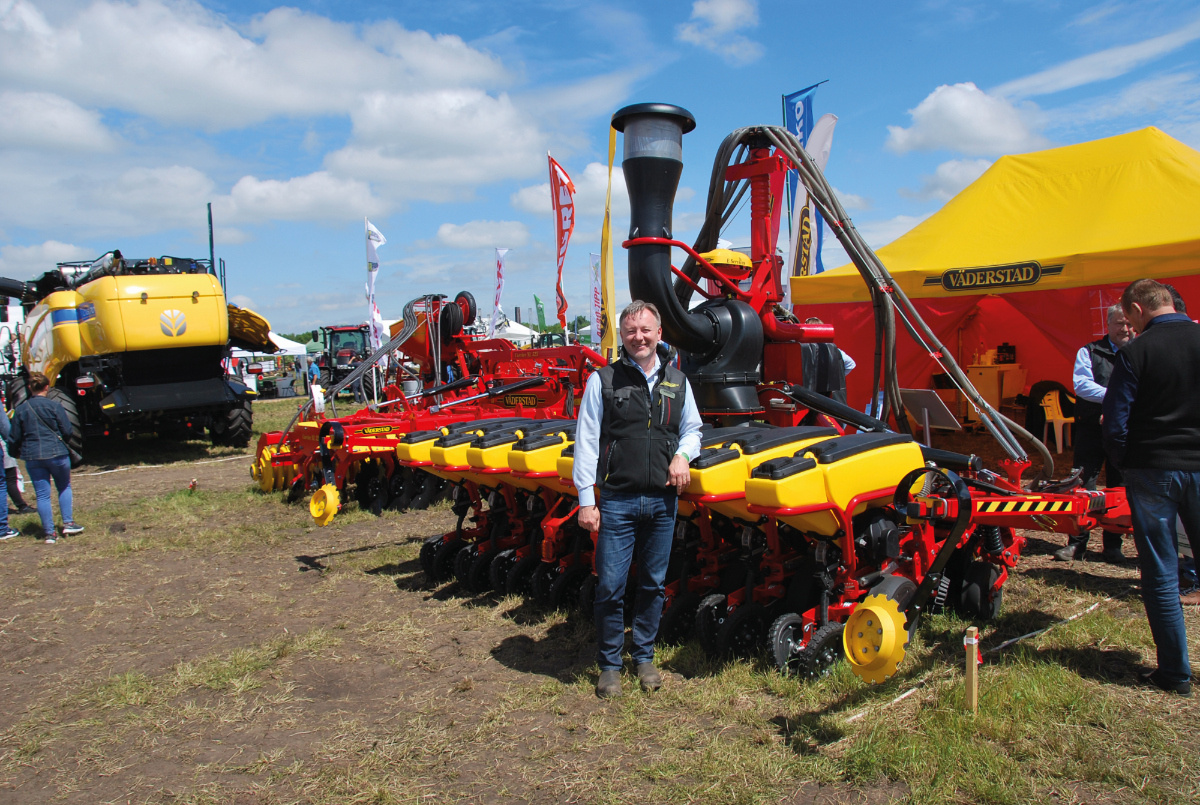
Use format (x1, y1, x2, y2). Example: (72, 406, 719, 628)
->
(964, 626, 979, 714)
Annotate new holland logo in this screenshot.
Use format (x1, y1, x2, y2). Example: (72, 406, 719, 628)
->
(503, 394, 539, 407)
(160, 309, 187, 337)
(925, 261, 1063, 292)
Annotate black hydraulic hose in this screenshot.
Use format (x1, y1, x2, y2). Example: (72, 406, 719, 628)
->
(762, 125, 1044, 472)
(784, 384, 889, 433)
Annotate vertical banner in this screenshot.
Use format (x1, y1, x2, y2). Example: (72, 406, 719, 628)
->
(589, 253, 602, 345)
(783, 83, 832, 296)
(365, 219, 387, 353)
(488, 248, 509, 338)
(599, 126, 618, 359)
(785, 113, 838, 295)
(548, 154, 576, 330)
(534, 294, 547, 330)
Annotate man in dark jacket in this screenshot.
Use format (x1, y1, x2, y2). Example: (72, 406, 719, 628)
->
(574, 301, 702, 699)
(1103, 278, 1200, 696)
(1056, 304, 1134, 562)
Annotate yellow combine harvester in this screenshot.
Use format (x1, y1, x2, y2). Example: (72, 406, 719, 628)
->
(0, 250, 275, 457)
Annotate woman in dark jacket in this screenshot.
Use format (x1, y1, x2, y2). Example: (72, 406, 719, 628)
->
(9, 373, 83, 543)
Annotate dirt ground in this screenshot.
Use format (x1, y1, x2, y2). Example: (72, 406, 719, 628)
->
(0, 440, 1193, 804)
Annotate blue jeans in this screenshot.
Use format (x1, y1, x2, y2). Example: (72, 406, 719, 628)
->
(27, 455, 73, 537)
(1124, 467, 1200, 683)
(594, 491, 676, 671)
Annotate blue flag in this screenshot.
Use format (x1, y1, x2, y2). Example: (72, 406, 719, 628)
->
(783, 83, 827, 275)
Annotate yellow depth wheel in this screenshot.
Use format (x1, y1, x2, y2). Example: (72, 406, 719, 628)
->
(257, 447, 279, 492)
(843, 592, 909, 684)
(310, 483, 340, 527)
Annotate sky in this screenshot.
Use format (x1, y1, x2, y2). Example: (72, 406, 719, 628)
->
(1, 0, 1199, 334)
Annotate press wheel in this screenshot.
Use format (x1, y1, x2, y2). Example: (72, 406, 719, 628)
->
(506, 554, 542, 597)
(714, 602, 765, 659)
(431, 538, 465, 583)
(657, 591, 701, 645)
(548, 564, 591, 611)
(694, 593, 728, 658)
(791, 621, 845, 680)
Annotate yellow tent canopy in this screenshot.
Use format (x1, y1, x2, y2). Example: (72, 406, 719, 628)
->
(794, 127, 1200, 305)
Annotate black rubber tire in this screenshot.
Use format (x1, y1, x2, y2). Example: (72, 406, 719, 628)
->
(467, 549, 497, 594)
(962, 562, 1003, 620)
(45, 387, 83, 456)
(695, 593, 728, 658)
(419, 536, 441, 580)
(361, 366, 381, 403)
(212, 399, 252, 448)
(439, 301, 464, 341)
(769, 613, 806, 674)
(715, 602, 765, 659)
(506, 554, 542, 598)
(455, 291, 477, 327)
(530, 563, 558, 607)
(431, 538, 465, 583)
(657, 591, 701, 645)
(489, 549, 518, 594)
(789, 621, 845, 680)
(549, 564, 591, 611)
(6, 376, 28, 412)
(453, 545, 476, 587)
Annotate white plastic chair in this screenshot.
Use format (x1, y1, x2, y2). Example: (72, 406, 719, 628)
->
(1041, 391, 1073, 454)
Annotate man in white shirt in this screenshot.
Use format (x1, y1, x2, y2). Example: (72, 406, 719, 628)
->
(574, 301, 702, 698)
(1056, 304, 1133, 562)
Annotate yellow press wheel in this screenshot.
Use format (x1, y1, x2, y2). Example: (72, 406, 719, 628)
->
(843, 592, 909, 684)
(257, 447, 279, 492)
(310, 483, 340, 527)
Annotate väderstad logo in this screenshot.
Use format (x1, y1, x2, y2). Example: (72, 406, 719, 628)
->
(160, 309, 187, 337)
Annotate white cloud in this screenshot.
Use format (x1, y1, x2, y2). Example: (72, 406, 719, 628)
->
(886, 82, 1049, 156)
(833, 187, 870, 211)
(900, 158, 992, 202)
(0, 1, 510, 130)
(0, 91, 117, 152)
(0, 241, 95, 280)
(437, 220, 530, 250)
(994, 17, 1200, 99)
(676, 0, 763, 66)
(218, 172, 383, 224)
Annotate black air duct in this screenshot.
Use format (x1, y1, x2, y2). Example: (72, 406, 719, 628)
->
(612, 103, 763, 415)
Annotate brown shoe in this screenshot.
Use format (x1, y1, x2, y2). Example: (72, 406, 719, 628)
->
(1180, 589, 1200, 606)
(636, 662, 662, 692)
(596, 669, 623, 699)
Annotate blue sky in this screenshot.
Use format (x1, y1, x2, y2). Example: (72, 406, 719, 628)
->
(1, 0, 1198, 333)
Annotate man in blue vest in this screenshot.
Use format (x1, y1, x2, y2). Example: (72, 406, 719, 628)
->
(574, 301, 702, 698)
(1104, 278, 1200, 696)
(1056, 304, 1134, 562)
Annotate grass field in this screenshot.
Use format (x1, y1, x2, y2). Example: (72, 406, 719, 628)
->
(0, 398, 1196, 804)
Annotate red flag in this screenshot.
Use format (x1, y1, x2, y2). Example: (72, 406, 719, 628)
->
(549, 155, 576, 330)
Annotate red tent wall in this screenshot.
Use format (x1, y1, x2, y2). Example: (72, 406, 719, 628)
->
(800, 272, 1200, 410)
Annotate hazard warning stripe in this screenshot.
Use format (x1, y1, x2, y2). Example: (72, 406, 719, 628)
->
(976, 500, 1074, 514)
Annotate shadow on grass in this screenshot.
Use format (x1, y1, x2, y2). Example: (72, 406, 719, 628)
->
(80, 434, 246, 469)
(490, 621, 593, 683)
(1023, 565, 1140, 598)
(1014, 644, 1144, 684)
(294, 540, 411, 574)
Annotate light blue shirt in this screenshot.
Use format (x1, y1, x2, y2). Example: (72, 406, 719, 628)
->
(573, 353, 703, 507)
(1073, 339, 1114, 404)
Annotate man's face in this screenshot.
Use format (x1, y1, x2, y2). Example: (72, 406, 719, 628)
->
(620, 310, 662, 364)
(1107, 311, 1134, 347)
(1123, 303, 1150, 334)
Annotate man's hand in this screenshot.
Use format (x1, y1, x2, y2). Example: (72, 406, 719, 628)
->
(578, 504, 600, 532)
(667, 454, 690, 494)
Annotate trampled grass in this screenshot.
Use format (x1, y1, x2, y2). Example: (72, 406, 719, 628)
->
(2, 465, 1198, 804)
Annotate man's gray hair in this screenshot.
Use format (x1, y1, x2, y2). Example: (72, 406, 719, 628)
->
(1106, 304, 1125, 322)
(619, 300, 661, 327)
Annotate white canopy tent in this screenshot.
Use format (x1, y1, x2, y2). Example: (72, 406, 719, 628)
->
(231, 332, 307, 359)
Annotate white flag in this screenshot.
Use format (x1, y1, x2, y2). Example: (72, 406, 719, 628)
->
(589, 253, 602, 345)
(786, 113, 837, 307)
(488, 248, 509, 338)
(365, 219, 387, 353)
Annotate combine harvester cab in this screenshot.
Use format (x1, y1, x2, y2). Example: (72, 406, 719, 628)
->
(1, 251, 272, 457)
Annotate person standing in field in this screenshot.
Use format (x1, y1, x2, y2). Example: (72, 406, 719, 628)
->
(8, 373, 83, 544)
(573, 301, 702, 699)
